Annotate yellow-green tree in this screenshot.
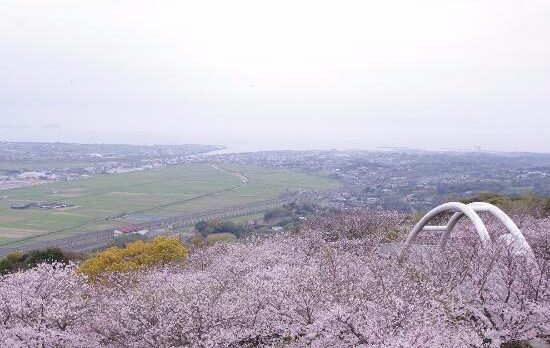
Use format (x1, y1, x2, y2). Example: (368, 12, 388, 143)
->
(78, 236, 187, 278)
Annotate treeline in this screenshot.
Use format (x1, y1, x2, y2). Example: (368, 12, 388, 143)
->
(0, 248, 80, 275)
(0, 236, 187, 277)
(462, 193, 550, 216)
(263, 202, 316, 221)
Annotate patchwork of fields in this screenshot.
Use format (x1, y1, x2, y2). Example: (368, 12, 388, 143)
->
(0, 164, 340, 244)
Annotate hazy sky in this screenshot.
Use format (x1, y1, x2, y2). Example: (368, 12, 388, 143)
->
(1, 0, 549, 152)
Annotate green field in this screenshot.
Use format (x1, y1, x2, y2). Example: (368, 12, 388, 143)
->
(0, 164, 340, 245)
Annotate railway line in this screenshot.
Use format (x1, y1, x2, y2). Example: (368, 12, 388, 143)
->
(0, 197, 298, 258)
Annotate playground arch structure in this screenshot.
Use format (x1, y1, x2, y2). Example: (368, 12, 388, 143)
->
(398, 202, 535, 259)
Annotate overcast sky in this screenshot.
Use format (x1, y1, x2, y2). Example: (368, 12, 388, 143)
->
(1, 0, 549, 152)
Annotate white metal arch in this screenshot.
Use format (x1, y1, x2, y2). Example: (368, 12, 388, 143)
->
(398, 202, 535, 259)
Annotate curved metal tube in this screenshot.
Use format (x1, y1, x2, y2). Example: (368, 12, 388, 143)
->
(438, 202, 535, 257)
(399, 202, 490, 259)
(400, 201, 536, 260)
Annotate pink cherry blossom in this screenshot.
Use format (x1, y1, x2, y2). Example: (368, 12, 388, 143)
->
(1, 210, 548, 347)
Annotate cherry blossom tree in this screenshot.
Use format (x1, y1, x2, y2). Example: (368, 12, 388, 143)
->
(0, 210, 548, 347)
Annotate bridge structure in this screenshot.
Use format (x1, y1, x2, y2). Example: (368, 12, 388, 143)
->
(0, 197, 301, 258)
(398, 202, 535, 259)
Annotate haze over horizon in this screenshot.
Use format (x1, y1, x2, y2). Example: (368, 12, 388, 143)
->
(2, 0, 550, 153)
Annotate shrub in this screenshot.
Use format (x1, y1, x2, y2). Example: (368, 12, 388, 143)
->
(77, 236, 187, 278)
(194, 220, 244, 237)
